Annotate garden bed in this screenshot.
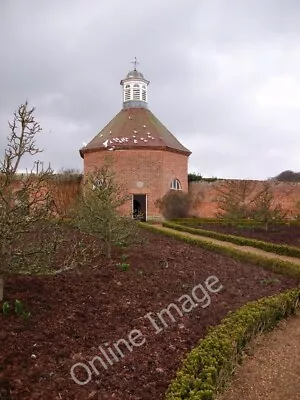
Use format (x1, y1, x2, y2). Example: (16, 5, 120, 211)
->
(176, 220, 300, 247)
(1, 226, 299, 399)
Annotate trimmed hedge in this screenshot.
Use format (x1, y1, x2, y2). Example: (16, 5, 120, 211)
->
(163, 221, 300, 259)
(172, 217, 300, 227)
(165, 288, 300, 399)
(172, 218, 262, 227)
(140, 223, 300, 279)
(140, 223, 300, 399)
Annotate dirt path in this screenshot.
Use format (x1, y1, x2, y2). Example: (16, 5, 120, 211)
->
(157, 225, 300, 266)
(216, 313, 300, 400)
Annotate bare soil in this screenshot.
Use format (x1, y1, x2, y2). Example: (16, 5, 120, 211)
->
(190, 223, 300, 247)
(0, 226, 299, 400)
(159, 225, 300, 265)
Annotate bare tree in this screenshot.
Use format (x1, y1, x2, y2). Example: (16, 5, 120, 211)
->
(251, 182, 287, 229)
(0, 102, 62, 301)
(215, 180, 287, 228)
(72, 157, 140, 258)
(215, 180, 257, 222)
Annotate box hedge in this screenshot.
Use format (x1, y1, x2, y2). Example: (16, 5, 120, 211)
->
(140, 223, 300, 399)
(172, 218, 300, 228)
(165, 288, 300, 399)
(163, 221, 300, 259)
(141, 223, 300, 279)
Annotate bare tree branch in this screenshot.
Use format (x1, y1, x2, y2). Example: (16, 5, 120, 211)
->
(0, 102, 63, 300)
(72, 156, 140, 258)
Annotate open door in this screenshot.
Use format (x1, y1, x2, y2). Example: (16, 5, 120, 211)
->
(132, 194, 147, 221)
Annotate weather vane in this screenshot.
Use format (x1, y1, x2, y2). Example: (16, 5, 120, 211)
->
(131, 57, 139, 70)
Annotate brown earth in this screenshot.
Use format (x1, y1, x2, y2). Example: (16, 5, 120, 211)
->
(187, 223, 300, 247)
(216, 313, 300, 400)
(159, 225, 300, 266)
(0, 227, 299, 400)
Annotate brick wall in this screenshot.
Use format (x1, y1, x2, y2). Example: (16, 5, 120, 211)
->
(8, 173, 299, 220)
(7, 177, 81, 217)
(189, 179, 300, 218)
(83, 148, 189, 218)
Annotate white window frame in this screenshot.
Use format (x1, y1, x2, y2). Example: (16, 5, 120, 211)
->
(170, 179, 182, 190)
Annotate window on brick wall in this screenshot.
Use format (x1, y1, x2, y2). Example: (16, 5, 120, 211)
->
(170, 179, 182, 190)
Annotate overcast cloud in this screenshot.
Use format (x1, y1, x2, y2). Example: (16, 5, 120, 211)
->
(1, 0, 300, 179)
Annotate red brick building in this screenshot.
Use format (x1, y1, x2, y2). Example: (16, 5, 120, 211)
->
(80, 62, 191, 220)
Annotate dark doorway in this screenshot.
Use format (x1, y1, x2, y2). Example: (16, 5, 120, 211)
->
(132, 194, 147, 221)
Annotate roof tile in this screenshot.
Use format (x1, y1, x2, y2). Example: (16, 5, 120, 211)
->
(80, 108, 191, 157)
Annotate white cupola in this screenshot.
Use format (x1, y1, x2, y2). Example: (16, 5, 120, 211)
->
(120, 58, 150, 109)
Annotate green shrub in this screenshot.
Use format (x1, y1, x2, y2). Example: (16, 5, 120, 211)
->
(140, 223, 300, 279)
(71, 158, 140, 258)
(171, 217, 300, 228)
(139, 223, 300, 398)
(188, 173, 217, 183)
(1, 299, 31, 318)
(163, 221, 300, 259)
(116, 254, 130, 271)
(165, 288, 300, 399)
(156, 190, 193, 220)
(116, 262, 129, 271)
(139, 222, 300, 398)
(2, 301, 10, 316)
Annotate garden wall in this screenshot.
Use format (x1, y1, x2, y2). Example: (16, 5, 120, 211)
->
(10, 175, 300, 219)
(9, 176, 81, 217)
(189, 180, 300, 218)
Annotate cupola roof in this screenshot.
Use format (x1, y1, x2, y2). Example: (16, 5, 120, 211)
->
(80, 60, 191, 157)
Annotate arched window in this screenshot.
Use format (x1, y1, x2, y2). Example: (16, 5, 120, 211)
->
(170, 179, 182, 190)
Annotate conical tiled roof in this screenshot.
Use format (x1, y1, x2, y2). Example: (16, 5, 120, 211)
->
(80, 107, 191, 157)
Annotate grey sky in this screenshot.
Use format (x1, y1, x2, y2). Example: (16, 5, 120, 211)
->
(1, 0, 300, 179)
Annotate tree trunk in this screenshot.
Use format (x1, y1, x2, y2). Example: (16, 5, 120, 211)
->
(0, 275, 4, 302)
(107, 220, 112, 259)
(104, 238, 111, 259)
(105, 220, 112, 259)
